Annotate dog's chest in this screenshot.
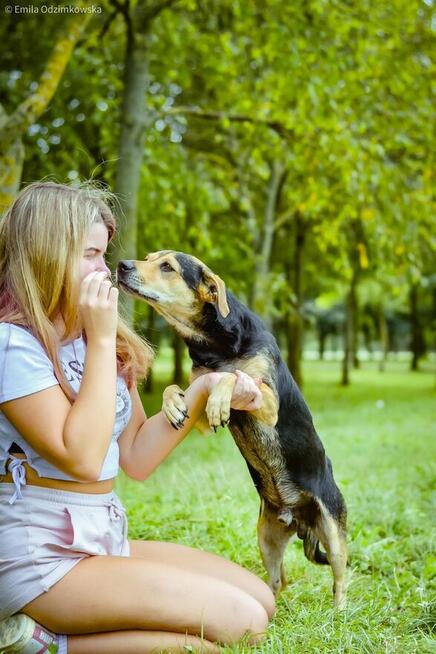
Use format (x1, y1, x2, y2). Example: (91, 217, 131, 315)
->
(229, 417, 296, 507)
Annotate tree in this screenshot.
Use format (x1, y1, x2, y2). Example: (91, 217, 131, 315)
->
(0, 2, 92, 212)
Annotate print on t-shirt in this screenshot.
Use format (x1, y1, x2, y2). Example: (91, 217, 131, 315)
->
(62, 357, 84, 385)
(61, 350, 131, 435)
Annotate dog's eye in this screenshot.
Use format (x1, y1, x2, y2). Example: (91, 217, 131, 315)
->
(160, 261, 174, 273)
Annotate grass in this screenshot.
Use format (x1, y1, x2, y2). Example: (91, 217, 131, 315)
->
(115, 351, 436, 653)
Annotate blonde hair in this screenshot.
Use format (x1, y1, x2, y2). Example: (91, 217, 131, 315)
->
(0, 180, 154, 400)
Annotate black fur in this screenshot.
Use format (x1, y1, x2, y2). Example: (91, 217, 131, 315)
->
(175, 254, 347, 566)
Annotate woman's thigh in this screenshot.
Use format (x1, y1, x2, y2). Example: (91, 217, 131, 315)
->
(129, 539, 275, 618)
(22, 554, 268, 645)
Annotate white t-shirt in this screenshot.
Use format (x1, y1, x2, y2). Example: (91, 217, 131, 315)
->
(0, 323, 132, 480)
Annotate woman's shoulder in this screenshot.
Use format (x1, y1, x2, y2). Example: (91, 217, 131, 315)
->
(0, 322, 49, 357)
(0, 323, 58, 404)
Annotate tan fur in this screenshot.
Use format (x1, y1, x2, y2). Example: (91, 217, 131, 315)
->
(161, 384, 187, 428)
(198, 270, 229, 317)
(257, 499, 296, 595)
(206, 373, 237, 428)
(228, 354, 279, 427)
(189, 360, 278, 428)
(316, 499, 348, 609)
(134, 251, 229, 321)
(251, 383, 278, 427)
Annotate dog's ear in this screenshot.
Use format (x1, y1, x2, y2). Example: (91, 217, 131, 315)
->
(199, 269, 230, 318)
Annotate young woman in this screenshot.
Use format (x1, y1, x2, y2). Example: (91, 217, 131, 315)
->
(0, 182, 275, 654)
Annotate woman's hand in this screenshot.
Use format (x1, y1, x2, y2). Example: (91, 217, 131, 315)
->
(79, 270, 119, 346)
(230, 369, 263, 410)
(203, 370, 263, 411)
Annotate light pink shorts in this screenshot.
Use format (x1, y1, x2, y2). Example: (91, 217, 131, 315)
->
(0, 483, 130, 619)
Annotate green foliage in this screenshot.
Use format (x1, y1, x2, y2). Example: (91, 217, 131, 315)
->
(0, 0, 433, 342)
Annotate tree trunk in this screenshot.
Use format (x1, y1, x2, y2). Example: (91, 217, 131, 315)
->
(109, 20, 151, 321)
(341, 265, 359, 386)
(350, 280, 360, 368)
(378, 303, 388, 372)
(0, 5, 90, 212)
(341, 292, 352, 386)
(286, 212, 305, 389)
(409, 283, 424, 371)
(318, 328, 326, 361)
(0, 131, 25, 215)
(251, 160, 286, 327)
(109, 0, 179, 318)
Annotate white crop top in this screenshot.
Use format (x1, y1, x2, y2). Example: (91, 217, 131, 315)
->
(0, 322, 132, 481)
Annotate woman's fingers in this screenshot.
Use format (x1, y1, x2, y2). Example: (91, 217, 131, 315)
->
(81, 271, 109, 302)
(231, 370, 263, 410)
(79, 270, 100, 303)
(97, 278, 113, 301)
(78, 270, 118, 342)
(244, 390, 263, 410)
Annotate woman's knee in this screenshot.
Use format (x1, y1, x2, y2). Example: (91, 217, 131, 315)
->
(258, 580, 276, 620)
(211, 589, 270, 646)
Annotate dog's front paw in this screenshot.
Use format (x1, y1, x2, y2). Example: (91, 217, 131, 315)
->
(206, 392, 231, 431)
(162, 384, 189, 430)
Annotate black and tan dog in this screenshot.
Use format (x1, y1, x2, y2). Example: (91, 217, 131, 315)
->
(117, 251, 348, 608)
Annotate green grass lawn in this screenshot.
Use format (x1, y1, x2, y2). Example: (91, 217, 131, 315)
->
(116, 354, 436, 653)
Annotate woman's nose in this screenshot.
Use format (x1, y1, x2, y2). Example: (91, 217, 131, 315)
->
(97, 261, 111, 277)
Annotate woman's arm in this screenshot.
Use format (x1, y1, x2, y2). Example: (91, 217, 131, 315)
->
(119, 376, 207, 481)
(1, 271, 119, 481)
(119, 372, 262, 481)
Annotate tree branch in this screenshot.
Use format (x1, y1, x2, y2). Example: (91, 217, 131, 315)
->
(166, 106, 294, 140)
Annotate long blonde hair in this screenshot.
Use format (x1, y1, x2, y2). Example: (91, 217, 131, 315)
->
(0, 181, 154, 400)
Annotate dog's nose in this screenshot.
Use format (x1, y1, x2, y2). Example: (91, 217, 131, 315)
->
(117, 260, 135, 273)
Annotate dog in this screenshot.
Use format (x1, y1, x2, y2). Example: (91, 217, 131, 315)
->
(117, 251, 348, 608)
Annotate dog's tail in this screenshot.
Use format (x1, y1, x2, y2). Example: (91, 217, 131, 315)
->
(302, 528, 329, 565)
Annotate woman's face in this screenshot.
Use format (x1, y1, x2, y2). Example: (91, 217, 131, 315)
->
(78, 221, 111, 282)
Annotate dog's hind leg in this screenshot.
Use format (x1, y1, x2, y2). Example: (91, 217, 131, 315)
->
(316, 505, 348, 609)
(257, 499, 296, 596)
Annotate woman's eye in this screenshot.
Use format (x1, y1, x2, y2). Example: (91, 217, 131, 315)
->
(160, 262, 174, 273)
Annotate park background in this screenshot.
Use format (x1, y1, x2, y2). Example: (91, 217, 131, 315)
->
(1, 1, 435, 651)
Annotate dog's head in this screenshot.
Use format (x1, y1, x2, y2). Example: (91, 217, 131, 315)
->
(116, 250, 229, 339)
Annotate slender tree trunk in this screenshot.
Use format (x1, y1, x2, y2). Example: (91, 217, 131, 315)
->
(350, 281, 360, 368)
(251, 161, 286, 327)
(286, 211, 305, 389)
(109, 1, 179, 320)
(0, 5, 90, 212)
(409, 283, 424, 371)
(378, 303, 388, 372)
(318, 328, 326, 361)
(433, 287, 436, 390)
(109, 22, 150, 321)
(341, 292, 352, 386)
(341, 265, 358, 386)
(0, 129, 24, 214)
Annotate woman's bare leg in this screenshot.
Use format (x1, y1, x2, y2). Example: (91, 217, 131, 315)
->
(22, 555, 269, 646)
(128, 539, 275, 619)
(67, 630, 218, 654)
